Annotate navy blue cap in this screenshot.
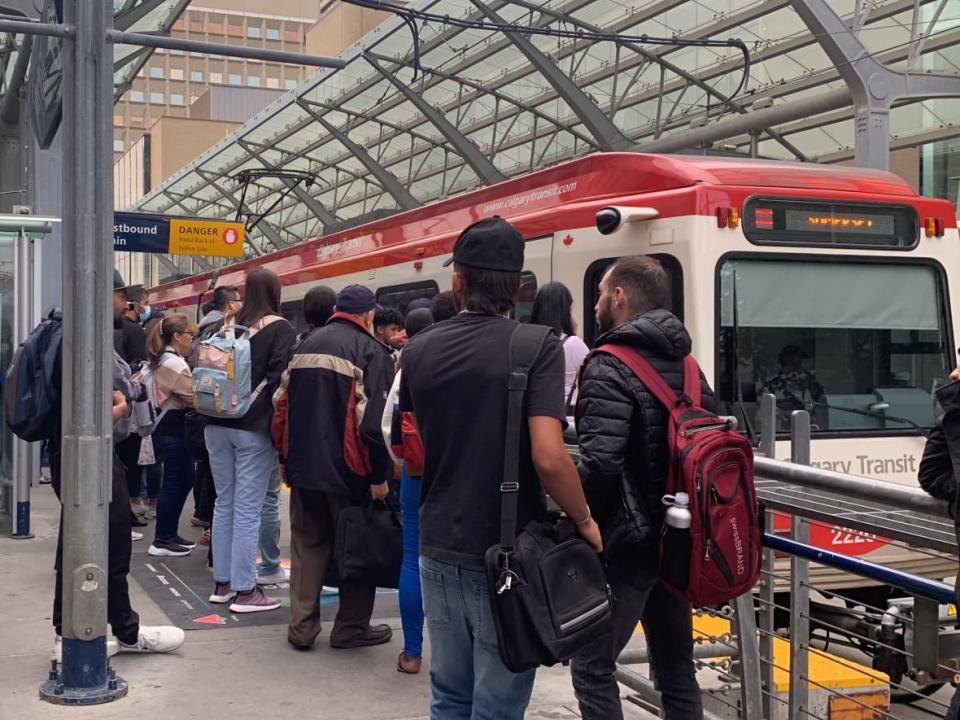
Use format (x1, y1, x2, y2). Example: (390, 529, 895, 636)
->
(336, 284, 380, 315)
(443, 216, 524, 272)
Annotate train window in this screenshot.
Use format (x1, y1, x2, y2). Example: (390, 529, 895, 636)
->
(280, 299, 304, 332)
(582, 255, 684, 346)
(376, 280, 439, 316)
(716, 257, 952, 436)
(512, 271, 538, 323)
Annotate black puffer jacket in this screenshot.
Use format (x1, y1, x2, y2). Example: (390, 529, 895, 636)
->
(576, 309, 716, 568)
(918, 379, 960, 602)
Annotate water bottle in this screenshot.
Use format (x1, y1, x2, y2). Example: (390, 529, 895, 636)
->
(661, 492, 692, 591)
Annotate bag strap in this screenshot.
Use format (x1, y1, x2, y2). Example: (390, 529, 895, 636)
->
(248, 314, 284, 339)
(595, 344, 702, 411)
(499, 323, 552, 550)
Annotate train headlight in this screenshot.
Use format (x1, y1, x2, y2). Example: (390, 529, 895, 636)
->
(595, 206, 659, 235)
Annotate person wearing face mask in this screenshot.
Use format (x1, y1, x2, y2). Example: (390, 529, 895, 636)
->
(145, 314, 199, 558)
(114, 285, 150, 527)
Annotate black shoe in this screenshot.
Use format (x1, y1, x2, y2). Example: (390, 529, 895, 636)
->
(148, 539, 192, 557)
(331, 624, 393, 649)
(130, 514, 148, 528)
(172, 535, 197, 549)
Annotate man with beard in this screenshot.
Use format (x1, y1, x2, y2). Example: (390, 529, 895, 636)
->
(570, 256, 711, 719)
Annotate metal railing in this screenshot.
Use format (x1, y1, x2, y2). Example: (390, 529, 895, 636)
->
(614, 394, 960, 719)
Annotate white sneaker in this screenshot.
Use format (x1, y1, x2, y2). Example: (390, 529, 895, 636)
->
(322, 586, 339, 596)
(256, 567, 290, 586)
(131, 530, 144, 541)
(119, 625, 185, 653)
(53, 635, 120, 663)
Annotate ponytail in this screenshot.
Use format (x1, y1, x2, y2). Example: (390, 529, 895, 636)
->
(146, 313, 194, 367)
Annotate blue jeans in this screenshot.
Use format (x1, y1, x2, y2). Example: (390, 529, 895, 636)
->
(205, 425, 278, 592)
(153, 433, 196, 542)
(570, 566, 703, 720)
(257, 463, 282, 575)
(399, 467, 424, 658)
(420, 555, 535, 720)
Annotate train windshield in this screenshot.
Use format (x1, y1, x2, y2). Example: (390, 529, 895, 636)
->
(716, 258, 952, 434)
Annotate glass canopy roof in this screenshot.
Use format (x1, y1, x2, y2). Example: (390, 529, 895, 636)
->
(130, 0, 959, 272)
(0, 1, 190, 109)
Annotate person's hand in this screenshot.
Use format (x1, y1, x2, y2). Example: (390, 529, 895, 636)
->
(370, 481, 389, 502)
(112, 390, 126, 407)
(950, 365, 960, 382)
(576, 518, 603, 554)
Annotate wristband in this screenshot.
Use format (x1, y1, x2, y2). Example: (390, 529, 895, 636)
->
(575, 510, 592, 528)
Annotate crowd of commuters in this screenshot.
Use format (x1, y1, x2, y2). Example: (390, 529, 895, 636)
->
(51, 215, 713, 717)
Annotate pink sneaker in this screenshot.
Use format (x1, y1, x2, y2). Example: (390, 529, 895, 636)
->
(229, 587, 281, 614)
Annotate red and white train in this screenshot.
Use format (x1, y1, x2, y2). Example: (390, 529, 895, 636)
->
(150, 152, 960, 589)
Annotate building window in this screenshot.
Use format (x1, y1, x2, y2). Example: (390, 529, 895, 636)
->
(190, 70, 203, 82)
(228, 74, 242, 86)
(170, 49, 183, 56)
(170, 94, 185, 106)
(113, 139, 124, 153)
(266, 28, 281, 41)
(285, 79, 298, 90)
(208, 22, 223, 34)
(149, 66, 164, 79)
(247, 76, 261, 87)
(266, 77, 280, 89)
(284, 29, 300, 43)
(170, 68, 184, 81)
(150, 92, 164, 104)
(209, 72, 223, 84)
(172, 19, 185, 31)
(227, 23, 243, 38)
(247, 26, 262, 39)
(130, 90, 144, 103)
(190, 20, 203, 33)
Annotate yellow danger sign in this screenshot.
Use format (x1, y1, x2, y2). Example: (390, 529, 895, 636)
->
(168, 218, 245, 258)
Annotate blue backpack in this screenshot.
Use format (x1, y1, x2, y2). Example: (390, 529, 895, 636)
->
(4, 309, 63, 442)
(192, 317, 280, 418)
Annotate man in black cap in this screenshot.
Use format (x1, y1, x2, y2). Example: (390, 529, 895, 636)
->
(400, 217, 602, 718)
(283, 283, 396, 651)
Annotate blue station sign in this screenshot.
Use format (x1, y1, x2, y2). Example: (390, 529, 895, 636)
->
(113, 213, 170, 253)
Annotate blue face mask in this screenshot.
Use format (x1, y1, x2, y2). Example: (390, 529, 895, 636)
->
(139, 305, 152, 323)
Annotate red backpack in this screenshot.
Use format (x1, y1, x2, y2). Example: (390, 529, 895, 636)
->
(594, 345, 761, 606)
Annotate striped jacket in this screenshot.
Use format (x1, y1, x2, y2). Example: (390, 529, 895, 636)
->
(277, 313, 395, 499)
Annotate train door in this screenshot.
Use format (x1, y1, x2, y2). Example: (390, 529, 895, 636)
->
(515, 235, 552, 323)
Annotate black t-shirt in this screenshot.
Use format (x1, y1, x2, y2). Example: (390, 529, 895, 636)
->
(399, 314, 565, 564)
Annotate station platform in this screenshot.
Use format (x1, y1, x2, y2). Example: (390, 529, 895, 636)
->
(0, 485, 655, 720)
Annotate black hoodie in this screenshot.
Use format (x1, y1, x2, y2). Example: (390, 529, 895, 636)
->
(576, 309, 716, 570)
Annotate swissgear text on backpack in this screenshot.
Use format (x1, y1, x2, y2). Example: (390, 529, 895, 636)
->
(485, 323, 612, 673)
(594, 345, 761, 607)
(4, 309, 62, 442)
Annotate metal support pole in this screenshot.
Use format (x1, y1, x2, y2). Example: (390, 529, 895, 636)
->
(732, 593, 765, 719)
(757, 393, 777, 718)
(10, 229, 37, 539)
(40, 0, 126, 704)
(788, 410, 811, 720)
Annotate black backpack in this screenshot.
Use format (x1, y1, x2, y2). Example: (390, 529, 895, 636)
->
(4, 309, 63, 442)
(484, 323, 612, 673)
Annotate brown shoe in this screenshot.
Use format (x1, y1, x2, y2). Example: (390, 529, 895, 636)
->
(397, 651, 421, 674)
(331, 624, 393, 649)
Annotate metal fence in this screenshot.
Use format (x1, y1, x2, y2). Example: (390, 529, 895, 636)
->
(614, 394, 960, 719)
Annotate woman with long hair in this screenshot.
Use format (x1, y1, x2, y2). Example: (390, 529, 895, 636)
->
(205, 268, 297, 613)
(530, 281, 590, 409)
(145, 314, 199, 557)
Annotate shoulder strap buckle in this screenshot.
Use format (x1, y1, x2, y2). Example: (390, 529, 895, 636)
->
(500, 481, 520, 493)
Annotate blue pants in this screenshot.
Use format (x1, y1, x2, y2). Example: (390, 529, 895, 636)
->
(205, 425, 277, 593)
(399, 467, 424, 658)
(257, 463, 282, 575)
(154, 433, 196, 542)
(420, 555, 535, 720)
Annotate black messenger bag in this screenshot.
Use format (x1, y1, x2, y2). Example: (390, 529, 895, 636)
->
(484, 323, 612, 674)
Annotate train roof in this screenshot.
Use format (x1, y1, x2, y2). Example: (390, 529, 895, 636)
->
(149, 152, 940, 300)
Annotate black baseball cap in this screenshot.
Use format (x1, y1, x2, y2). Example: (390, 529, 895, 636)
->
(336, 284, 380, 315)
(443, 217, 524, 272)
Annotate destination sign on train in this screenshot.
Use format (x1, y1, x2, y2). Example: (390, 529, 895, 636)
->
(113, 212, 245, 258)
(785, 209, 896, 236)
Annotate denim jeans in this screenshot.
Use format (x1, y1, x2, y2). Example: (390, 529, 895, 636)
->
(570, 566, 703, 720)
(205, 425, 278, 592)
(947, 684, 960, 720)
(257, 463, 282, 575)
(420, 555, 535, 720)
(399, 467, 424, 658)
(153, 432, 196, 542)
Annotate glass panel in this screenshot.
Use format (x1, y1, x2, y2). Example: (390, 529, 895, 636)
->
(0, 234, 16, 506)
(717, 258, 951, 433)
